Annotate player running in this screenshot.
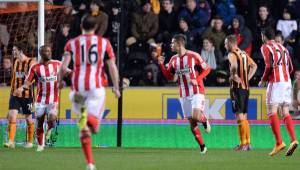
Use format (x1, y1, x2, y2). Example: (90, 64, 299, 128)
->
(16, 45, 64, 152)
(158, 34, 211, 154)
(4, 42, 35, 149)
(259, 29, 298, 156)
(225, 35, 257, 151)
(59, 14, 120, 170)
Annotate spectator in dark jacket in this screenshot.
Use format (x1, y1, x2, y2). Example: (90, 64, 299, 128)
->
(251, 5, 275, 57)
(90, 0, 108, 36)
(201, 15, 227, 53)
(126, 0, 159, 46)
(178, 0, 211, 40)
(215, 0, 236, 27)
(53, 23, 72, 61)
(178, 17, 196, 51)
(228, 15, 253, 56)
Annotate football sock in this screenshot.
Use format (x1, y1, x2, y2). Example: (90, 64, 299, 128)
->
(240, 120, 247, 145)
(27, 121, 34, 143)
(8, 121, 16, 142)
(80, 130, 94, 164)
(245, 120, 251, 144)
(283, 114, 297, 142)
(36, 127, 44, 145)
(269, 114, 282, 146)
(237, 120, 243, 145)
(190, 121, 204, 146)
(87, 115, 99, 134)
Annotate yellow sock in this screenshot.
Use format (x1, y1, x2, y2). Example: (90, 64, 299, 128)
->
(237, 120, 243, 145)
(8, 121, 16, 142)
(27, 122, 35, 143)
(240, 120, 247, 145)
(245, 120, 251, 144)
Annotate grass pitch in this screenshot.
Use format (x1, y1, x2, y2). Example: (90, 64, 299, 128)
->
(0, 148, 299, 170)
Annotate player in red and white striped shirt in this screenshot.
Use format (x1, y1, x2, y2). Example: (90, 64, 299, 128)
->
(158, 34, 211, 154)
(259, 29, 298, 156)
(59, 14, 120, 170)
(16, 45, 64, 152)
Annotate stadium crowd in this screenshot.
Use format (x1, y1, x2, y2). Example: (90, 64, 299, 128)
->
(1, 0, 300, 87)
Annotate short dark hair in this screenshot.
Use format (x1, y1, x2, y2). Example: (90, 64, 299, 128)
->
(173, 34, 186, 46)
(39, 44, 51, 53)
(13, 42, 26, 52)
(81, 14, 98, 31)
(262, 28, 275, 40)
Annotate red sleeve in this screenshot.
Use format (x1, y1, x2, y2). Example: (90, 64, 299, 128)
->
(261, 45, 272, 81)
(64, 40, 71, 52)
(159, 58, 175, 80)
(195, 54, 211, 80)
(26, 64, 36, 83)
(106, 39, 115, 59)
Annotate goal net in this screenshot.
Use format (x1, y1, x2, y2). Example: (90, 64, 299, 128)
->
(0, 2, 65, 146)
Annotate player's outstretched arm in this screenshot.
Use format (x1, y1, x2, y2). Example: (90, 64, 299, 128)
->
(158, 56, 175, 80)
(107, 58, 120, 98)
(58, 51, 71, 88)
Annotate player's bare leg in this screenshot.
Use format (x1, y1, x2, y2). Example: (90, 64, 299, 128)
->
(281, 106, 298, 156)
(24, 114, 34, 148)
(4, 110, 18, 148)
(268, 105, 285, 156)
(36, 113, 46, 152)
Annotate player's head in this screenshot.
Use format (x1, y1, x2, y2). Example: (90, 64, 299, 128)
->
(261, 28, 275, 43)
(171, 34, 186, 52)
(39, 45, 52, 62)
(224, 34, 237, 52)
(81, 14, 98, 33)
(12, 42, 26, 58)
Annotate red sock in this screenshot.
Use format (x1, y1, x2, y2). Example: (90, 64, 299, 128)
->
(283, 114, 297, 142)
(190, 121, 204, 146)
(269, 114, 282, 145)
(80, 130, 94, 164)
(87, 115, 99, 133)
(200, 114, 207, 123)
(36, 127, 44, 145)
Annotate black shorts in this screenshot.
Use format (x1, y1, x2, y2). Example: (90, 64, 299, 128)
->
(9, 95, 33, 115)
(230, 88, 249, 114)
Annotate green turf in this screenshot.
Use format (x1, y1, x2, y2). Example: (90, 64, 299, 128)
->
(0, 148, 299, 170)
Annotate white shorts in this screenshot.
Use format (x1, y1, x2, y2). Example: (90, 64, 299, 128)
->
(267, 81, 292, 106)
(35, 102, 58, 117)
(179, 94, 205, 118)
(69, 88, 105, 118)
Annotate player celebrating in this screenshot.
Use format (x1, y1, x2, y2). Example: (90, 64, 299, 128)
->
(16, 45, 63, 152)
(158, 34, 211, 154)
(225, 35, 257, 151)
(59, 14, 120, 170)
(4, 42, 35, 149)
(259, 29, 298, 156)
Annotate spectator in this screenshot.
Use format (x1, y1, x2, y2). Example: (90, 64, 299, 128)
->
(53, 23, 72, 61)
(215, 0, 236, 27)
(200, 37, 223, 70)
(201, 15, 227, 53)
(0, 23, 10, 59)
(0, 56, 12, 86)
(178, 0, 211, 44)
(156, 0, 178, 60)
(251, 5, 275, 57)
(276, 8, 298, 45)
(178, 17, 196, 51)
(105, 1, 121, 51)
(126, 0, 159, 47)
(90, 0, 108, 36)
(228, 15, 253, 56)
